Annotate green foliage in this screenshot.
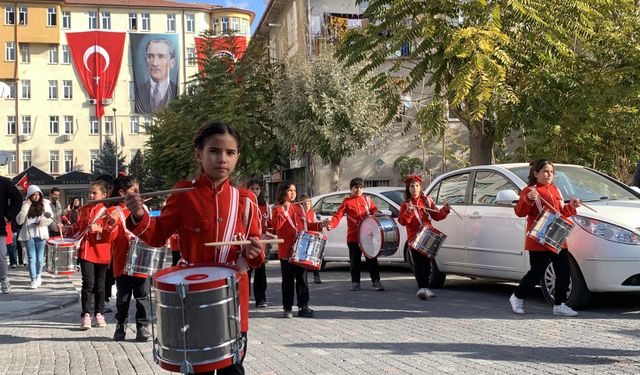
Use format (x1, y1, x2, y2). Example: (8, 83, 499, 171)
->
(393, 156, 423, 179)
(92, 137, 126, 179)
(128, 150, 145, 186)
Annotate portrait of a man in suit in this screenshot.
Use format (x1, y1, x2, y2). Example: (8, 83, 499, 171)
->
(135, 38, 178, 113)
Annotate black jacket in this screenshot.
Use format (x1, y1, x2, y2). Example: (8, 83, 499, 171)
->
(0, 177, 23, 237)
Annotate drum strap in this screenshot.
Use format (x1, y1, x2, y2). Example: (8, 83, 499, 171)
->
(75, 206, 106, 249)
(219, 187, 240, 263)
(283, 206, 299, 232)
(412, 204, 424, 227)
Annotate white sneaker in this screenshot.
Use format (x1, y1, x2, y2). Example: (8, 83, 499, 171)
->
(509, 293, 525, 314)
(424, 288, 435, 299)
(35, 275, 42, 288)
(1, 280, 10, 294)
(30, 280, 37, 289)
(416, 288, 427, 300)
(553, 303, 578, 317)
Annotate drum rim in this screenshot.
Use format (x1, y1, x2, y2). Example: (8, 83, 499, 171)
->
(153, 263, 240, 292)
(46, 236, 77, 247)
(157, 349, 245, 373)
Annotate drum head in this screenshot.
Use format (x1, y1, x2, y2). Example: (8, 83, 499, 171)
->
(359, 217, 382, 258)
(46, 236, 76, 247)
(156, 266, 235, 285)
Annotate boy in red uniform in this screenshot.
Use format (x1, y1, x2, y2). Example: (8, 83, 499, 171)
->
(299, 194, 322, 284)
(125, 121, 264, 374)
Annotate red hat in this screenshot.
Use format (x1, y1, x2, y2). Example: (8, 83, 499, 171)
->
(403, 175, 423, 185)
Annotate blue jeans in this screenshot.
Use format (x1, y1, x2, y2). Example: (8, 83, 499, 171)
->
(24, 238, 46, 281)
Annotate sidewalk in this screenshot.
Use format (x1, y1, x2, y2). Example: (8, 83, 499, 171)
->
(0, 265, 80, 321)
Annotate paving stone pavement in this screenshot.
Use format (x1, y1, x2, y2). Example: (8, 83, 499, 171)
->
(1, 262, 639, 374)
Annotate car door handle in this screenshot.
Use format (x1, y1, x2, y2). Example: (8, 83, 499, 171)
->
(468, 212, 481, 219)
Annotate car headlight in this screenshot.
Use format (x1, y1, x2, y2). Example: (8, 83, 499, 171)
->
(573, 215, 640, 245)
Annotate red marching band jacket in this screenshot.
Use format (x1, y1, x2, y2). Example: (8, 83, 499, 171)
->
(109, 202, 137, 278)
(398, 195, 449, 247)
(515, 183, 576, 252)
(125, 175, 265, 332)
(66, 203, 117, 264)
(328, 195, 379, 243)
(272, 204, 323, 259)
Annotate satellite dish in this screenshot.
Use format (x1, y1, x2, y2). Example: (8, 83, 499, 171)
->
(0, 82, 10, 99)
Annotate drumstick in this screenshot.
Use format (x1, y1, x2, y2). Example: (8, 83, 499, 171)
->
(569, 197, 597, 213)
(536, 195, 560, 213)
(204, 238, 285, 247)
(86, 187, 195, 205)
(443, 201, 463, 220)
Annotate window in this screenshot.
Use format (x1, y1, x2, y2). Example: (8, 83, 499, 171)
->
(47, 7, 56, 26)
(22, 150, 31, 170)
(62, 11, 70, 29)
(130, 116, 139, 134)
(48, 44, 58, 64)
(61, 45, 70, 64)
(186, 47, 196, 66)
(64, 150, 73, 172)
(287, 1, 297, 44)
(88, 11, 97, 29)
(19, 43, 29, 63)
(186, 14, 195, 32)
(433, 173, 469, 205)
(315, 194, 349, 216)
(366, 193, 398, 217)
(49, 151, 59, 173)
(472, 171, 519, 205)
(167, 14, 176, 32)
(221, 17, 229, 33)
(130, 149, 140, 161)
(90, 150, 99, 172)
(7, 152, 16, 174)
(6, 116, 16, 135)
(17, 6, 26, 25)
(1, 81, 15, 99)
(101, 11, 110, 29)
(241, 19, 249, 36)
(21, 115, 31, 134)
(128, 13, 137, 30)
(20, 80, 30, 99)
(140, 13, 150, 31)
(231, 17, 239, 33)
(213, 18, 219, 35)
(5, 6, 14, 25)
(63, 116, 73, 134)
(143, 116, 153, 132)
(5, 42, 15, 61)
(49, 115, 59, 134)
(48, 80, 58, 99)
(62, 80, 72, 99)
(364, 180, 390, 188)
(103, 116, 113, 134)
(89, 116, 99, 134)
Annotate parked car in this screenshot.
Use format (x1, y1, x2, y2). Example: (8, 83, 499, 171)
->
(311, 188, 410, 267)
(424, 163, 640, 308)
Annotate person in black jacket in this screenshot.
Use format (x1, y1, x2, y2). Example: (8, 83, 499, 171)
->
(0, 177, 24, 294)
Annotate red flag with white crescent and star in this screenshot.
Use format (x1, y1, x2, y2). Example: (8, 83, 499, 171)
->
(16, 174, 28, 192)
(66, 31, 126, 118)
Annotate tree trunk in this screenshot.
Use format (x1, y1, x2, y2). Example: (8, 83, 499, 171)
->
(330, 158, 341, 191)
(468, 120, 495, 166)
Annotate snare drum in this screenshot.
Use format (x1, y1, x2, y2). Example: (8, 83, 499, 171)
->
(124, 238, 167, 278)
(527, 209, 575, 253)
(46, 236, 78, 275)
(410, 226, 447, 258)
(358, 215, 400, 258)
(153, 265, 244, 373)
(290, 231, 327, 270)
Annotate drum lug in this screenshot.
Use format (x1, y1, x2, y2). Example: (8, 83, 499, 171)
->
(179, 361, 193, 375)
(176, 283, 189, 299)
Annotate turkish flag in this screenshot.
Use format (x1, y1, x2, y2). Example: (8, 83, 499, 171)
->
(16, 174, 28, 192)
(195, 36, 247, 72)
(66, 31, 126, 118)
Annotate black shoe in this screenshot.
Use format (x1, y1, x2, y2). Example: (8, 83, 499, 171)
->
(298, 307, 314, 318)
(282, 309, 293, 318)
(256, 301, 268, 308)
(136, 325, 151, 342)
(113, 323, 126, 341)
(313, 274, 321, 284)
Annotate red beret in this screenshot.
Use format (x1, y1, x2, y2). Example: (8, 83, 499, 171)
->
(403, 175, 423, 185)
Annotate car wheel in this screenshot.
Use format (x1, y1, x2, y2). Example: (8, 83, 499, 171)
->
(405, 245, 415, 272)
(429, 259, 446, 289)
(540, 254, 590, 308)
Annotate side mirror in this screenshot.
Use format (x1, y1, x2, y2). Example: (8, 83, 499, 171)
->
(496, 190, 519, 205)
(379, 209, 392, 216)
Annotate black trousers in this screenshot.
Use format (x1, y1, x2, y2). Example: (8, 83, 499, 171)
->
(198, 332, 247, 375)
(115, 274, 150, 326)
(171, 250, 181, 267)
(514, 249, 571, 305)
(248, 263, 267, 304)
(411, 248, 431, 289)
(280, 260, 308, 310)
(347, 242, 380, 283)
(80, 259, 107, 316)
(105, 260, 115, 302)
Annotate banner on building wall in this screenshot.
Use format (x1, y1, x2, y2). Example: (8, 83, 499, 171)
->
(194, 36, 247, 71)
(66, 31, 126, 118)
(130, 33, 180, 114)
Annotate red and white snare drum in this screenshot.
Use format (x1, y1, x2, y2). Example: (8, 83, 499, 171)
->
(358, 215, 400, 258)
(46, 236, 78, 275)
(153, 264, 244, 373)
(125, 237, 167, 278)
(410, 226, 447, 258)
(527, 209, 575, 253)
(289, 231, 327, 270)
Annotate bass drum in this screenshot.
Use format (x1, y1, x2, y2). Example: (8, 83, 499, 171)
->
(358, 215, 399, 258)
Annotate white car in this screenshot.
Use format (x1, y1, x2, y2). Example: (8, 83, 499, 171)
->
(424, 163, 640, 307)
(311, 188, 409, 266)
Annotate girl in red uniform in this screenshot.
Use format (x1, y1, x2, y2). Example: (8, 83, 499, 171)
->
(272, 182, 323, 318)
(299, 194, 321, 284)
(510, 159, 581, 317)
(398, 175, 450, 300)
(247, 178, 270, 308)
(327, 177, 384, 291)
(108, 174, 151, 342)
(125, 121, 264, 375)
(68, 179, 117, 330)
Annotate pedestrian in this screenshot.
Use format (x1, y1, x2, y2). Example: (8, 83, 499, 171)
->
(299, 194, 322, 284)
(272, 182, 324, 318)
(397, 175, 450, 300)
(124, 121, 265, 374)
(0, 178, 21, 294)
(108, 174, 151, 342)
(247, 178, 270, 308)
(509, 159, 581, 317)
(326, 177, 385, 292)
(47, 187, 63, 238)
(63, 198, 82, 225)
(67, 179, 116, 329)
(16, 185, 58, 289)
(8, 218, 24, 268)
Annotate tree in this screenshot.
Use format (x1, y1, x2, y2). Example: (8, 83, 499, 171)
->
(128, 150, 145, 186)
(337, 0, 606, 165)
(92, 137, 126, 179)
(271, 48, 392, 191)
(393, 156, 423, 180)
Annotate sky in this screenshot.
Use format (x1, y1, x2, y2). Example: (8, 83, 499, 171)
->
(202, 0, 268, 31)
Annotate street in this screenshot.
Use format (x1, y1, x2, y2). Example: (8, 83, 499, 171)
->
(1, 262, 639, 374)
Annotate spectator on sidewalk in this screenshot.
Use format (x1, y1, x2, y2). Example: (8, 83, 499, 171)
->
(0, 177, 28, 294)
(47, 187, 63, 238)
(7, 218, 24, 268)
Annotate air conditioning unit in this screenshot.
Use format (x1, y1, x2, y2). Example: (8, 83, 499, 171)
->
(75, 164, 84, 171)
(102, 98, 113, 105)
(61, 134, 72, 141)
(18, 134, 30, 142)
(89, 99, 97, 105)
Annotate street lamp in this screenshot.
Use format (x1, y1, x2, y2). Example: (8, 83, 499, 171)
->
(113, 107, 118, 176)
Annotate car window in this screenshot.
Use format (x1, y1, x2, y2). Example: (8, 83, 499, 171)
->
(366, 193, 399, 217)
(472, 171, 519, 205)
(381, 190, 404, 206)
(314, 194, 348, 215)
(434, 173, 469, 205)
